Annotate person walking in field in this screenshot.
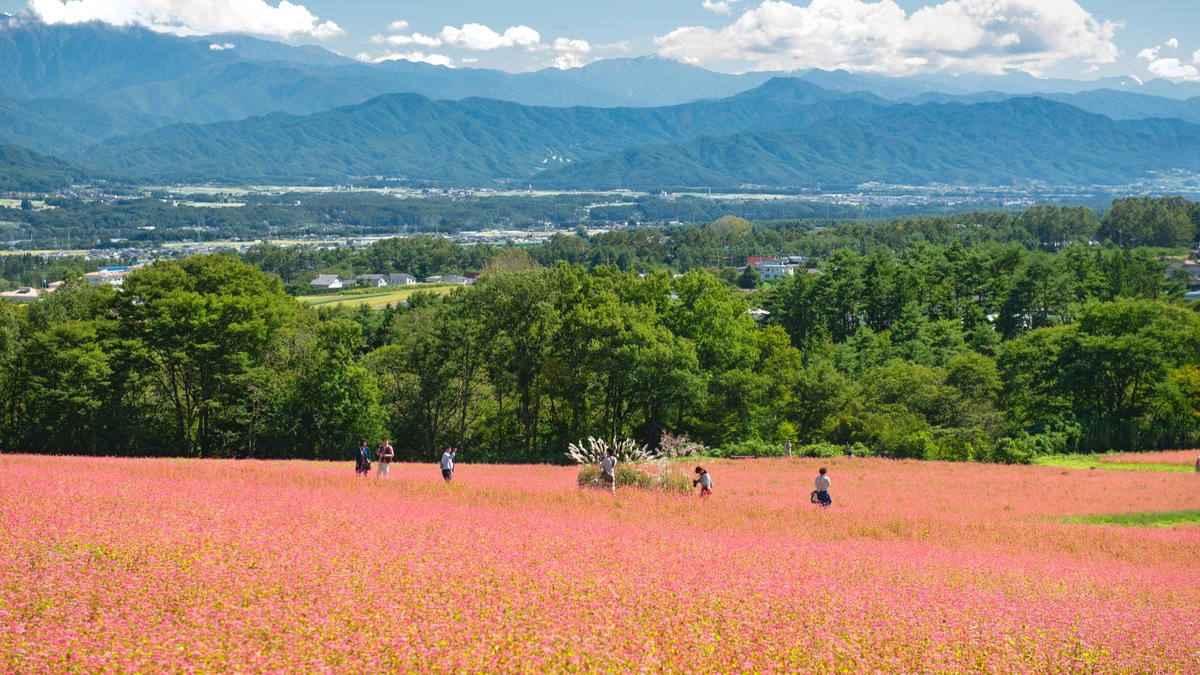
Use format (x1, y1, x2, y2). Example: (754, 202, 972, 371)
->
(599, 449, 617, 493)
(813, 467, 832, 507)
(355, 439, 372, 477)
(440, 445, 457, 482)
(376, 437, 394, 479)
(693, 466, 713, 498)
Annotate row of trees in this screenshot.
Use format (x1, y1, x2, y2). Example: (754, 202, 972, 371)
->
(5, 194, 1198, 254)
(2, 241, 1198, 461)
(237, 199, 1200, 293)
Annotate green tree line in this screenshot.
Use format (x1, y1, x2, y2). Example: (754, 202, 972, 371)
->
(2, 233, 1198, 462)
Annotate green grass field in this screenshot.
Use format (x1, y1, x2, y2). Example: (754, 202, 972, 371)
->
(298, 284, 457, 309)
(1065, 509, 1200, 527)
(1035, 454, 1193, 473)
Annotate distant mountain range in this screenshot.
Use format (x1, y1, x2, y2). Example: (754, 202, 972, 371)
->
(0, 144, 94, 191)
(73, 79, 886, 184)
(4, 18, 1200, 192)
(540, 97, 1200, 190)
(63, 80, 1200, 190)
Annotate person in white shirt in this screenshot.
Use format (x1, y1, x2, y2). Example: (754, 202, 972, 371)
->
(440, 446, 456, 482)
(693, 466, 713, 498)
(813, 467, 831, 506)
(599, 450, 617, 493)
(376, 438, 394, 479)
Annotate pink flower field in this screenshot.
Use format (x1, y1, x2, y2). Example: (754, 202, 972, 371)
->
(2, 454, 1199, 673)
(1100, 450, 1200, 468)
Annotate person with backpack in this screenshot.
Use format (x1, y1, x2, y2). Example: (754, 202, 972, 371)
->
(355, 439, 372, 477)
(599, 450, 617, 493)
(693, 466, 713, 498)
(376, 437, 394, 479)
(813, 467, 832, 506)
(440, 445, 457, 482)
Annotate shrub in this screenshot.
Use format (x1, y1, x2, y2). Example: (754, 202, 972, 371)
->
(576, 462, 691, 496)
(793, 442, 859, 458)
(657, 431, 707, 458)
(983, 427, 1080, 464)
(715, 439, 787, 458)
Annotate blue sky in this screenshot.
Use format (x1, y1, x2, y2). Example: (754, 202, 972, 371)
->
(4, 0, 1199, 81)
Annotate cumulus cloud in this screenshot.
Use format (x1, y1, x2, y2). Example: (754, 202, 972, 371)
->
(356, 50, 454, 67)
(370, 31, 441, 47)
(655, 0, 1120, 76)
(28, 0, 342, 39)
(1146, 59, 1199, 81)
(438, 23, 541, 51)
(1138, 38, 1200, 81)
(209, 42, 235, 51)
(552, 37, 591, 70)
(362, 19, 593, 69)
(702, 0, 740, 14)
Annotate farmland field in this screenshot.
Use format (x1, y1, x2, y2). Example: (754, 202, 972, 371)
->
(1, 455, 1198, 672)
(297, 283, 457, 309)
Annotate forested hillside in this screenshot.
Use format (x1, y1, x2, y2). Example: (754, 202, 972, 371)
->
(3, 198, 1199, 462)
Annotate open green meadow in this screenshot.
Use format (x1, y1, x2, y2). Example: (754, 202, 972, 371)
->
(297, 283, 457, 309)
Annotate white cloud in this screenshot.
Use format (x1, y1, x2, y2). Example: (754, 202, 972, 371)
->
(438, 23, 541, 51)
(1138, 39, 1200, 81)
(209, 42, 235, 51)
(363, 20, 594, 69)
(356, 50, 454, 67)
(552, 37, 591, 69)
(29, 0, 343, 39)
(702, 0, 740, 14)
(655, 0, 1120, 77)
(1145, 58, 1199, 81)
(370, 32, 441, 47)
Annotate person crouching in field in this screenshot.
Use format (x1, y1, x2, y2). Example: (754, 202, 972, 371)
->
(693, 466, 713, 498)
(440, 445, 456, 482)
(599, 450, 617, 494)
(376, 438, 394, 479)
(813, 467, 831, 506)
(355, 439, 372, 477)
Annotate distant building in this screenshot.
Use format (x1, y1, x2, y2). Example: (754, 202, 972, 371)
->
(423, 275, 444, 284)
(310, 274, 343, 290)
(389, 273, 417, 286)
(0, 287, 43, 303)
(440, 275, 472, 285)
(358, 274, 389, 288)
(83, 263, 145, 287)
(747, 255, 807, 281)
(1166, 259, 1200, 285)
(757, 263, 800, 281)
(0, 281, 63, 303)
